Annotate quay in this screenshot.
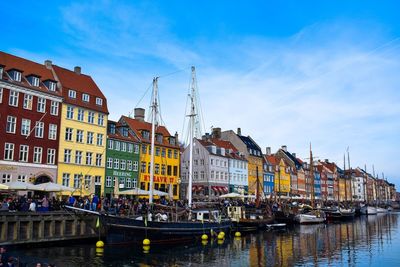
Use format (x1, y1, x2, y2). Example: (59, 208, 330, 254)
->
(0, 211, 98, 246)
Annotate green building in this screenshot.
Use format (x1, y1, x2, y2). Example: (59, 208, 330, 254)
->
(105, 120, 140, 198)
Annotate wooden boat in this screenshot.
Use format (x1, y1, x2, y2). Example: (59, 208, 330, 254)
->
(376, 207, 388, 213)
(227, 205, 274, 232)
(339, 207, 355, 219)
(322, 207, 342, 220)
(294, 209, 326, 224)
(360, 205, 377, 215)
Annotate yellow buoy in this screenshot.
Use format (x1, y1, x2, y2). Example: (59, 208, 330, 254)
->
(235, 231, 241, 237)
(217, 233, 224, 240)
(201, 234, 208, 240)
(96, 240, 104, 248)
(217, 239, 224, 245)
(201, 240, 208, 246)
(219, 231, 225, 238)
(95, 247, 104, 256)
(143, 238, 151, 245)
(234, 237, 241, 241)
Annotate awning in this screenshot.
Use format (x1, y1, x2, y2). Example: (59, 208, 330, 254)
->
(197, 185, 204, 192)
(192, 185, 198, 192)
(217, 186, 224, 194)
(222, 186, 228, 194)
(211, 186, 219, 193)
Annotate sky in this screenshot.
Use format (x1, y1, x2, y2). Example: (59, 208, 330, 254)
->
(2, 1, 400, 189)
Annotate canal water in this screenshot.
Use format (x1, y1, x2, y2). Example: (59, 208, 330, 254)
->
(11, 212, 400, 266)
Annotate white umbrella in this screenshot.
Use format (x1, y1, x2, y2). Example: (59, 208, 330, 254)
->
(119, 188, 151, 196)
(5, 181, 39, 190)
(33, 182, 75, 192)
(0, 183, 9, 190)
(153, 189, 169, 197)
(219, 192, 242, 198)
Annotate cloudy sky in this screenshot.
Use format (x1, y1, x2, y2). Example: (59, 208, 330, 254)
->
(2, 1, 400, 188)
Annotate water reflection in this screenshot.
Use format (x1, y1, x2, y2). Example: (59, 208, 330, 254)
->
(14, 213, 400, 267)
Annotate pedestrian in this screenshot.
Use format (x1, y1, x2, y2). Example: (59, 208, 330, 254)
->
(91, 195, 99, 211)
(28, 199, 36, 212)
(0, 246, 9, 267)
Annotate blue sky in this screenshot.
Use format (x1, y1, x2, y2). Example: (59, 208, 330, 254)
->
(2, 1, 400, 188)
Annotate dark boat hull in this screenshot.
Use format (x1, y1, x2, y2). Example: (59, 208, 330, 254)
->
(233, 217, 275, 232)
(101, 215, 232, 244)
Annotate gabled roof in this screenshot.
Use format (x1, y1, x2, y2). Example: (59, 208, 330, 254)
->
(53, 65, 108, 114)
(0, 51, 62, 97)
(120, 115, 178, 148)
(197, 138, 245, 160)
(280, 149, 303, 169)
(107, 120, 139, 143)
(209, 138, 238, 153)
(238, 135, 262, 157)
(266, 154, 277, 165)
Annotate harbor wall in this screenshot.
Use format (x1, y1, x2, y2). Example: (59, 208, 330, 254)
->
(0, 211, 98, 246)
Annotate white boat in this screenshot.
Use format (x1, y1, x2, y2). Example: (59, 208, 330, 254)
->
(360, 205, 377, 215)
(376, 207, 388, 213)
(294, 210, 326, 224)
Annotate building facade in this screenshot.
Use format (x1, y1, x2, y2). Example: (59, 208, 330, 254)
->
(54, 64, 109, 196)
(0, 52, 63, 188)
(120, 109, 180, 200)
(104, 120, 140, 198)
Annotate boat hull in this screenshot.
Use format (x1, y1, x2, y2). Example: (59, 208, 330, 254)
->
(360, 206, 377, 215)
(294, 214, 325, 224)
(101, 214, 232, 244)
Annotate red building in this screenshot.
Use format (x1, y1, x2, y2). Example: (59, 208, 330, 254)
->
(317, 165, 328, 201)
(0, 52, 63, 185)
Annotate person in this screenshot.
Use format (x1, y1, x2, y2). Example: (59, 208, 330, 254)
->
(0, 246, 9, 267)
(28, 199, 36, 212)
(91, 195, 99, 211)
(68, 195, 76, 207)
(41, 195, 49, 212)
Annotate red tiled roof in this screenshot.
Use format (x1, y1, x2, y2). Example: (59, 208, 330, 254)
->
(120, 115, 178, 148)
(53, 65, 108, 114)
(0, 51, 62, 97)
(209, 138, 239, 153)
(266, 154, 277, 165)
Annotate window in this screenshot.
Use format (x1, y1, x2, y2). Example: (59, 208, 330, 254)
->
(167, 149, 172, 158)
(96, 97, 103, 106)
(47, 148, 56, 164)
(62, 173, 70, 187)
(98, 114, 104, 126)
(141, 162, 146, 173)
(23, 94, 33, 110)
(155, 147, 160, 156)
(85, 175, 91, 187)
(107, 158, 113, 168)
(68, 90, 76, 98)
(108, 139, 114, 150)
(48, 81, 56, 91)
(161, 164, 166, 175)
(86, 152, 92, 165)
(21, 119, 31, 136)
(167, 165, 172, 176)
(133, 161, 138, 171)
(114, 159, 120, 169)
(66, 106, 74, 119)
(2, 174, 11, 183)
(201, 171, 205, 180)
(115, 141, 120, 151)
(200, 159, 204, 165)
(64, 149, 71, 163)
(37, 97, 46, 113)
(106, 176, 112, 187)
(142, 144, 147, 154)
(9, 90, 19, 107)
(155, 163, 160, 174)
(161, 148, 166, 157)
(76, 130, 83, 143)
(17, 175, 26, 182)
(82, 93, 90, 102)
(73, 174, 81, 189)
(174, 150, 178, 159)
(6, 116, 17, 133)
(128, 144, 133, 153)
(49, 101, 59, 115)
(87, 132, 94, 144)
(88, 112, 95, 124)
(127, 160, 132, 171)
(48, 124, 57, 140)
(75, 151, 82, 164)
(19, 145, 29, 162)
(12, 71, 21, 82)
(95, 176, 101, 185)
(65, 128, 73, 141)
(31, 76, 40, 87)
(77, 109, 84, 121)
(120, 159, 126, 170)
(121, 142, 127, 152)
(96, 133, 103, 146)
(35, 122, 44, 138)
(134, 144, 139, 154)
(126, 178, 132, 188)
(211, 171, 214, 179)
(96, 154, 102, 166)
(33, 147, 43, 163)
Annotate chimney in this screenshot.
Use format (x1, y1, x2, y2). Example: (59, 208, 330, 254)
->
(134, 108, 145, 122)
(325, 159, 329, 163)
(212, 127, 221, 139)
(44, 60, 52, 69)
(292, 153, 296, 158)
(266, 147, 271, 156)
(237, 128, 241, 135)
(74, 66, 81, 75)
(174, 132, 179, 144)
(281, 145, 287, 152)
(202, 133, 211, 141)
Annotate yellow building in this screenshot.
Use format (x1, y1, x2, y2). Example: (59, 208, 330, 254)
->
(247, 155, 264, 194)
(275, 158, 291, 194)
(120, 109, 180, 200)
(53, 65, 108, 196)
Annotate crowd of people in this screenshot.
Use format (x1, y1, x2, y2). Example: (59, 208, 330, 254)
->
(0, 195, 64, 213)
(0, 246, 56, 267)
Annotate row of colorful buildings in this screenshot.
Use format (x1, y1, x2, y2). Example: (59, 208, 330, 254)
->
(0, 51, 397, 202)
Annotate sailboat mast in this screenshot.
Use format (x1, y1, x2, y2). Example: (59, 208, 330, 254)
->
(187, 66, 197, 207)
(310, 143, 315, 207)
(149, 77, 158, 204)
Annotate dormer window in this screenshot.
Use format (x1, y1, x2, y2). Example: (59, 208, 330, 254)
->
(108, 123, 116, 134)
(122, 127, 128, 137)
(142, 130, 150, 140)
(27, 76, 40, 87)
(96, 97, 103, 106)
(82, 93, 90, 102)
(0, 67, 3, 78)
(68, 90, 76, 98)
(169, 137, 176, 146)
(48, 81, 56, 91)
(9, 70, 22, 82)
(156, 134, 163, 143)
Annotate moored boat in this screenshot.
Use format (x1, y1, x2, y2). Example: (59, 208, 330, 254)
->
(376, 207, 388, 213)
(339, 207, 355, 219)
(360, 205, 377, 215)
(294, 208, 326, 224)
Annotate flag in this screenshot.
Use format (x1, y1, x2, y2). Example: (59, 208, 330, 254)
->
(96, 217, 100, 228)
